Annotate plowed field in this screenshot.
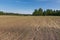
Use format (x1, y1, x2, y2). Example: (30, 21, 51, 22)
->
(0, 16, 60, 40)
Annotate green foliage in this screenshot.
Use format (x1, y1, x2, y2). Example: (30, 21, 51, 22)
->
(43, 11, 46, 16)
(33, 8, 43, 16)
(0, 8, 60, 16)
(0, 11, 4, 15)
(38, 8, 43, 16)
(32, 8, 60, 16)
(0, 11, 31, 16)
(32, 9, 38, 16)
(45, 9, 53, 16)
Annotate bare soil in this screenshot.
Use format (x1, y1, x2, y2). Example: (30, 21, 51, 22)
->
(0, 16, 60, 40)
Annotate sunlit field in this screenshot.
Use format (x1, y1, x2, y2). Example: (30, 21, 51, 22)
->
(0, 16, 60, 40)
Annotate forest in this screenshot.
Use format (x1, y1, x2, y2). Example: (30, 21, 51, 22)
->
(0, 8, 60, 16)
(33, 8, 60, 16)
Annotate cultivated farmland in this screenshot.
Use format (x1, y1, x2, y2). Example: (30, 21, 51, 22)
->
(0, 16, 60, 40)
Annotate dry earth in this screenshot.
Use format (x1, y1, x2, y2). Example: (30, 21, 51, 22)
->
(0, 16, 60, 40)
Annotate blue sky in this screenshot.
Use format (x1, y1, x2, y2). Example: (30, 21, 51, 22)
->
(0, 0, 60, 14)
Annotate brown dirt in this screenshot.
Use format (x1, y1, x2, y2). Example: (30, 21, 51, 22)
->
(0, 16, 60, 40)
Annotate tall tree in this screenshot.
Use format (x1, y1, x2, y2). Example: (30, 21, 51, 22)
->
(32, 9, 38, 16)
(0, 11, 4, 15)
(38, 8, 43, 16)
(43, 10, 46, 16)
(45, 9, 53, 16)
(55, 10, 60, 16)
(32, 8, 60, 16)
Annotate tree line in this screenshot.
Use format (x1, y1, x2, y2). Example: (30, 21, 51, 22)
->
(0, 8, 60, 16)
(0, 11, 31, 16)
(32, 8, 60, 16)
